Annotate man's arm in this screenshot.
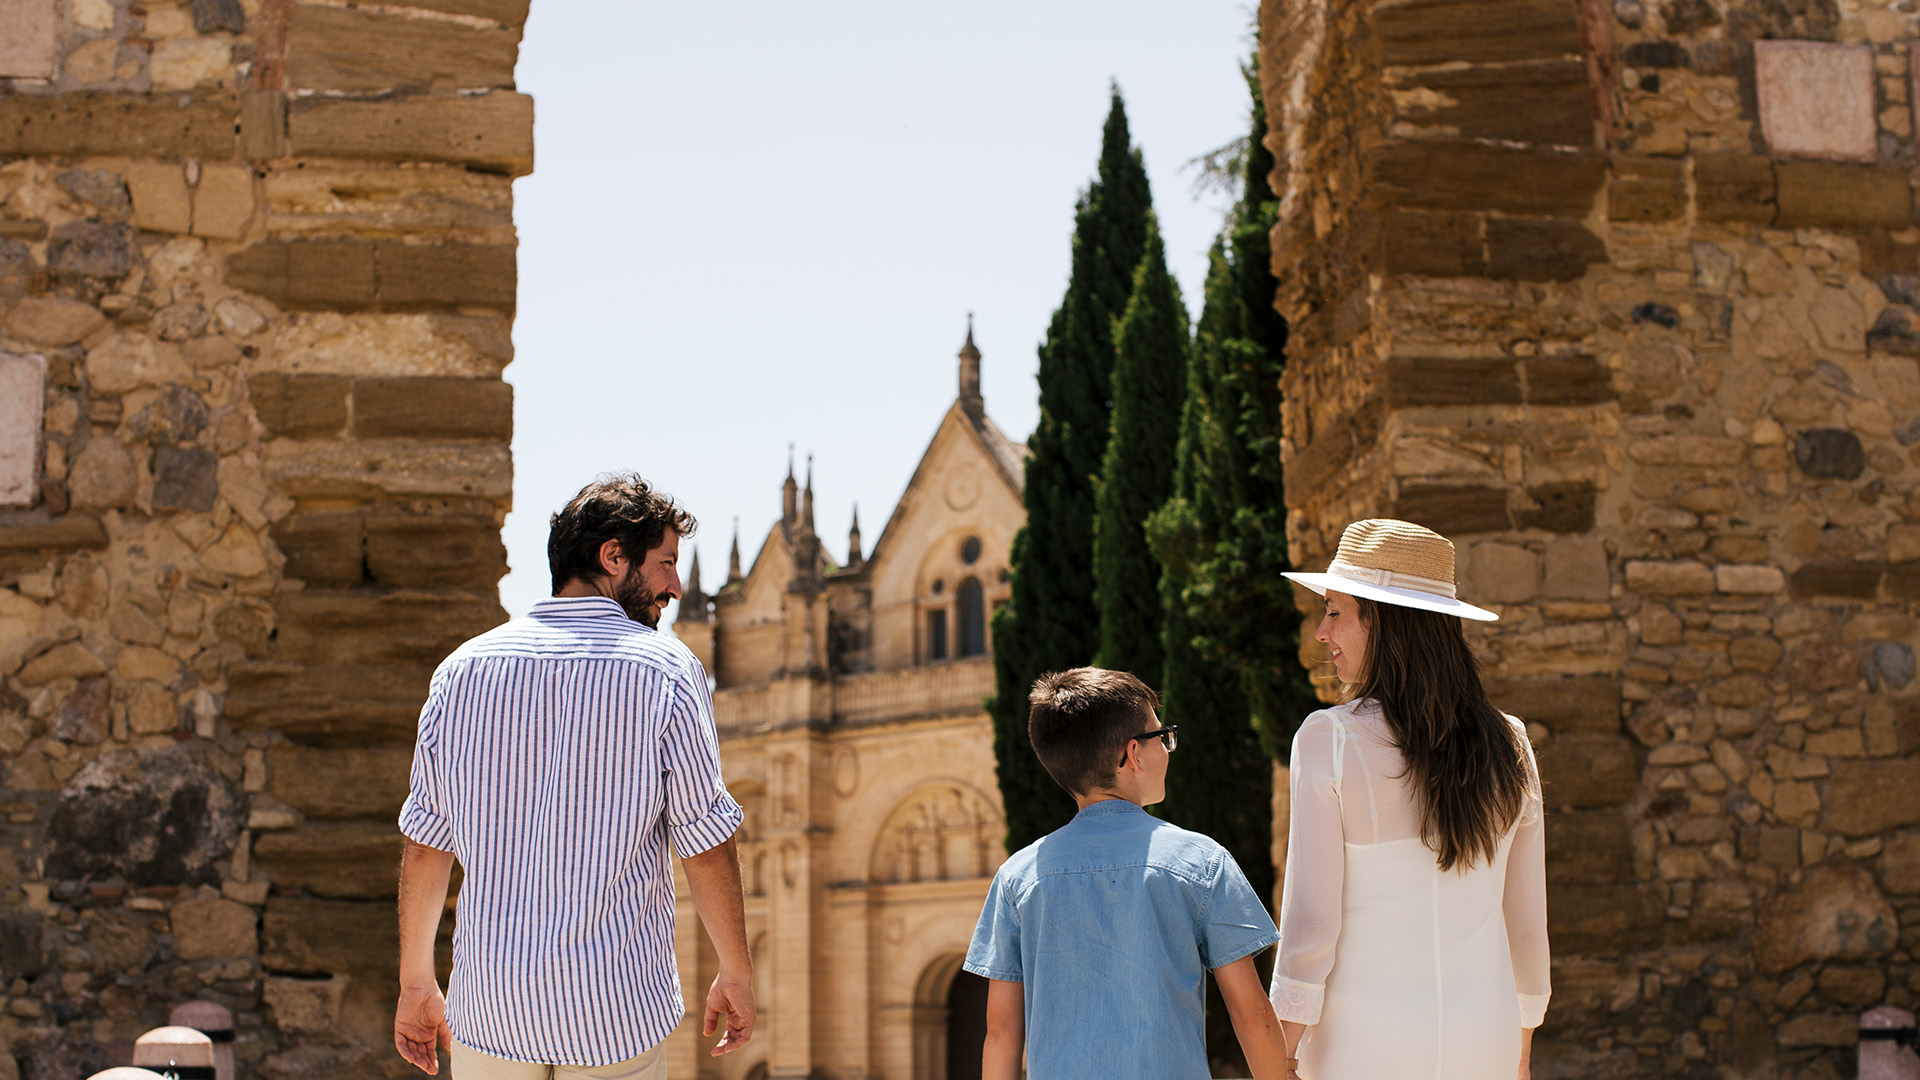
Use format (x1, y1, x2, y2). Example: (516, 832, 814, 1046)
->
(982, 978, 1024, 1080)
(1216, 955, 1289, 1080)
(395, 837, 456, 1075)
(680, 834, 754, 1056)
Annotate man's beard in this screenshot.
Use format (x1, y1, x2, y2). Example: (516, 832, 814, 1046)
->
(612, 565, 662, 627)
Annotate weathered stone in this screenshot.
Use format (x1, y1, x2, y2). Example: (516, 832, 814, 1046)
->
(285, 3, 519, 91)
(262, 436, 513, 500)
(1469, 542, 1538, 603)
(199, 525, 270, 578)
(366, 513, 507, 588)
(226, 239, 377, 310)
(1714, 564, 1785, 594)
(1386, 355, 1519, 406)
(5, 298, 105, 346)
(1825, 759, 1920, 836)
(1523, 356, 1615, 404)
(1881, 831, 1920, 894)
(0, 0, 58, 78)
(191, 163, 255, 241)
(0, 92, 238, 159)
(43, 744, 242, 885)
(87, 909, 154, 972)
(50, 677, 109, 744)
(1544, 810, 1633, 883)
(263, 974, 349, 1033)
(1729, 637, 1784, 672)
(270, 512, 365, 586)
(253, 821, 401, 899)
(1516, 482, 1593, 533)
(261, 896, 397, 976)
(1486, 217, 1606, 281)
(1487, 675, 1619, 733)
(1776, 163, 1913, 229)
(1609, 155, 1686, 222)
(1374, 0, 1581, 66)
(1369, 141, 1607, 217)
(1812, 288, 1867, 352)
(226, 662, 433, 746)
(1547, 882, 1664, 953)
(88, 331, 188, 394)
(152, 447, 219, 512)
(1754, 41, 1877, 163)
(0, 352, 44, 508)
(268, 745, 411, 820)
(286, 91, 535, 176)
(377, 242, 519, 310)
(46, 221, 132, 282)
(127, 383, 211, 446)
(1694, 154, 1776, 223)
(1624, 559, 1713, 595)
(248, 372, 350, 438)
(1535, 734, 1638, 808)
(190, 0, 245, 34)
(213, 296, 267, 339)
(1777, 1013, 1861, 1048)
(1790, 562, 1881, 600)
(1789, 640, 1865, 693)
(1541, 536, 1608, 599)
(127, 160, 193, 234)
(1817, 965, 1886, 1007)
(1393, 484, 1509, 535)
(55, 168, 131, 217)
(171, 898, 257, 960)
(0, 910, 53, 983)
(151, 301, 210, 343)
(270, 588, 504, 666)
(352, 376, 513, 439)
(1794, 428, 1867, 478)
(1873, 642, 1916, 689)
(1755, 862, 1897, 972)
(17, 641, 107, 685)
(0, 513, 108, 553)
(1380, 209, 1485, 277)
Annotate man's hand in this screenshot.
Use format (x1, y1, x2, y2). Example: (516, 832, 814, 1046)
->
(703, 966, 754, 1056)
(394, 983, 452, 1074)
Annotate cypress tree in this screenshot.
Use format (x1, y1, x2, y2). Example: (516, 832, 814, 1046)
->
(989, 88, 1154, 852)
(1093, 214, 1187, 685)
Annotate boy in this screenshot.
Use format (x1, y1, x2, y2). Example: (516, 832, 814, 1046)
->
(963, 668, 1292, 1080)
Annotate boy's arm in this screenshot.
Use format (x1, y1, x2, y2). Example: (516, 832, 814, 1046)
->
(982, 978, 1024, 1080)
(1216, 955, 1289, 1080)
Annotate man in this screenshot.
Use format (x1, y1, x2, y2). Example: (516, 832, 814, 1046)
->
(394, 473, 753, 1079)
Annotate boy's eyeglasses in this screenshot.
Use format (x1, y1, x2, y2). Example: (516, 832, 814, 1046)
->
(1128, 726, 1178, 753)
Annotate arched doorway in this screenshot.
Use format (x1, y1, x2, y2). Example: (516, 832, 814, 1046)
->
(945, 969, 989, 1080)
(910, 954, 988, 1080)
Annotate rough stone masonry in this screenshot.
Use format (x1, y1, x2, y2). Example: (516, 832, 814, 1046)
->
(1261, 0, 1920, 1073)
(0, 0, 528, 1076)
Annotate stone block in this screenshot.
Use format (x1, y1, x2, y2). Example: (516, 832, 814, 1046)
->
(67, 438, 136, 510)
(1486, 216, 1606, 281)
(270, 512, 365, 586)
(1524, 357, 1615, 405)
(270, 588, 503, 666)
(285, 3, 519, 91)
(376, 242, 518, 311)
(152, 447, 218, 512)
(1714, 564, 1785, 594)
(1469, 542, 1539, 603)
(126, 161, 193, 234)
(262, 437, 513, 501)
(365, 513, 508, 588)
(45, 744, 245, 885)
(1824, 759, 1920, 836)
(1754, 41, 1877, 162)
(1369, 141, 1607, 217)
(200, 524, 269, 578)
(1881, 831, 1920, 894)
(1395, 59, 1591, 146)
(150, 38, 232, 91)
(1546, 882, 1664, 953)
(0, 0, 59, 78)
(408, 0, 531, 23)
(1754, 862, 1895, 973)
(1694, 154, 1776, 223)
(170, 898, 257, 960)
(240, 90, 289, 161)
(1789, 562, 1881, 600)
(1542, 536, 1608, 599)
(1385, 355, 1519, 406)
(1544, 810, 1633, 883)
(253, 821, 401, 899)
(1624, 560, 1714, 595)
(269, 745, 411, 820)
(225, 661, 433, 746)
(286, 91, 534, 176)
(48, 221, 132, 282)
(1777, 1014, 1861, 1048)
(1535, 734, 1639, 808)
(0, 92, 237, 159)
(262, 897, 396, 976)
(5, 298, 105, 346)
(263, 975, 349, 1033)
(248, 372, 350, 438)
(1516, 482, 1594, 533)
(0, 514, 107, 555)
(1887, 563, 1920, 601)
(1375, 0, 1582, 66)
(1486, 675, 1620, 733)
(351, 377, 513, 439)
(1379, 209, 1485, 277)
(1776, 162, 1913, 229)
(193, 0, 245, 33)
(226, 240, 377, 311)
(1795, 427, 1866, 479)
(191, 164, 254, 241)
(1609, 155, 1687, 222)
(1393, 483, 1509, 536)
(1887, 524, 1920, 563)
(0, 352, 44, 508)
(88, 331, 188, 394)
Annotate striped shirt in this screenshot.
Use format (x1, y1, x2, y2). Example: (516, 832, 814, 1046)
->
(399, 595, 743, 1066)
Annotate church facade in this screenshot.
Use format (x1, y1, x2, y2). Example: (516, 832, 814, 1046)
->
(663, 331, 1025, 1080)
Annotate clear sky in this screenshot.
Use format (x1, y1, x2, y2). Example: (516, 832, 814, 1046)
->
(502, 2, 1261, 619)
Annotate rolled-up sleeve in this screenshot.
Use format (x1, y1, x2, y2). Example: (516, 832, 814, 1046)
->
(660, 660, 742, 858)
(1270, 711, 1344, 1024)
(398, 668, 456, 852)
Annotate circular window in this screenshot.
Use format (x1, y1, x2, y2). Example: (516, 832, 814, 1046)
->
(961, 536, 982, 564)
(932, 578, 945, 595)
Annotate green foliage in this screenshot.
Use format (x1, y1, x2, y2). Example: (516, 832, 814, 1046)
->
(1093, 214, 1187, 685)
(989, 88, 1155, 852)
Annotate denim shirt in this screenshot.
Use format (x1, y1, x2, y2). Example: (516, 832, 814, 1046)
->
(963, 800, 1280, 1080)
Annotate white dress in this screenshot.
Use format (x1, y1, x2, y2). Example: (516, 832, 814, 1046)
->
(1268, 700, 1550, 1080)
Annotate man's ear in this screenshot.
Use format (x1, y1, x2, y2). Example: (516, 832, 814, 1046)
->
(596, 538, 625, 579)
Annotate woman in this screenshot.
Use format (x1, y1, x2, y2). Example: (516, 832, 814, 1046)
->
(1269, 519, 1549, 1079)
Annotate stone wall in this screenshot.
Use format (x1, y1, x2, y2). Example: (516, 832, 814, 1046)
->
(0, 1, 528, 1076)
(1261, 0, 1920, 1074)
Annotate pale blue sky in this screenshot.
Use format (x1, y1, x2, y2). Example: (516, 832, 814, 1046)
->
(502, 2, 1260, 618)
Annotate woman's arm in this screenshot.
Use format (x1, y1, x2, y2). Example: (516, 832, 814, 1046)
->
(1504, 723, 1551, 1030)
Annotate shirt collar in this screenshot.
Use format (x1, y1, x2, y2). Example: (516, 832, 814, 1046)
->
(529, 596, 647, 625)
(1074, 799, 1146, 820)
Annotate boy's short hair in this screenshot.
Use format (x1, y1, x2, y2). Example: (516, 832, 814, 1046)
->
(1027, 667, 1160, 796)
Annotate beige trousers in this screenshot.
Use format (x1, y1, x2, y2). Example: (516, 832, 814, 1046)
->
(451, 1038, 666, 1080)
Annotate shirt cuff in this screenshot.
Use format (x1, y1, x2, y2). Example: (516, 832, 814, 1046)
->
(1207, 931, 1281, 971)
(1519, 991, 1551, 1029)
(962, 960, 1021, 982)
(1270, 974, 1325, 1025)
(398, 796, 455, 852)
(669, 792, 744, 858)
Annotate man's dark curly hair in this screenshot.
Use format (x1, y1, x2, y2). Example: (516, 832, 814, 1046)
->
(548, 472, 697, 592)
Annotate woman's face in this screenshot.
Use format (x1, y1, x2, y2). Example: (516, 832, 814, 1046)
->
(1316, 589, 1370, 684)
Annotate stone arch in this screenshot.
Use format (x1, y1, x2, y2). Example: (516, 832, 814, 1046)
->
(910, 953, 966, 1080)
(869, 781, 1002, 884)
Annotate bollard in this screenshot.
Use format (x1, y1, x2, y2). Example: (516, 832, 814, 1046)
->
(1862, 1005, 1920, 1080)
(168, 1001, 235, 1080)
(132, 1026, 216, 1080)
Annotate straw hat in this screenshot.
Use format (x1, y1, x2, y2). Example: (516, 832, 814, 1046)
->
(133, 1026, 216, 1080)
(1282, 519, 1498, 622)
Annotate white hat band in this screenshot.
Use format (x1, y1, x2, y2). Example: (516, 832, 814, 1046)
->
(1325, 560, 1457, 599)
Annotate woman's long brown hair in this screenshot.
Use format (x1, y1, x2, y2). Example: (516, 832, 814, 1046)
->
(1348, 596, 1531, 871)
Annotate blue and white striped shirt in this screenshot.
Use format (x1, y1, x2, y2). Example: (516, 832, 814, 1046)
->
(399, 595, 743, 1066)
